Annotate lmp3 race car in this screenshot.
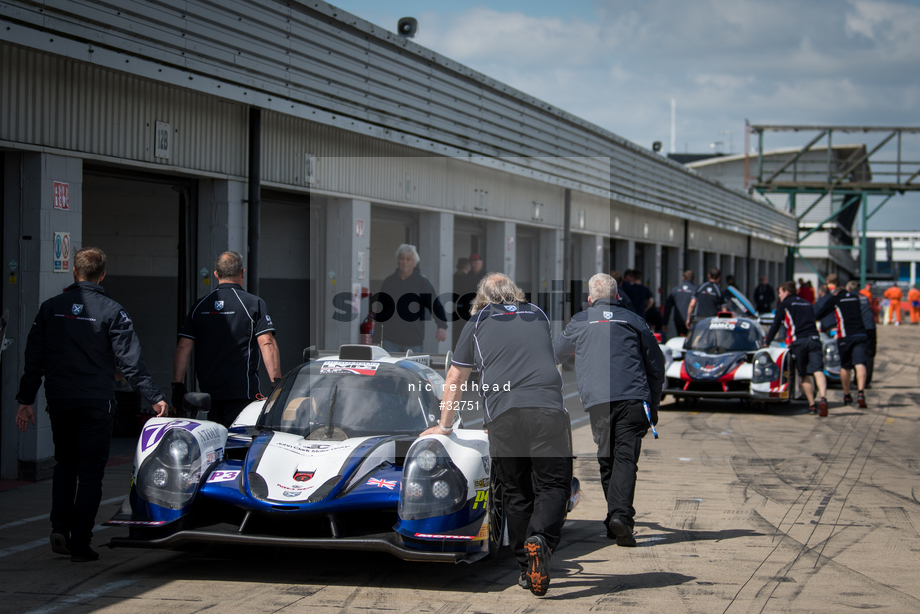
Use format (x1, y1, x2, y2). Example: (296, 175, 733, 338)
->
(663, 313, 794, 405)
(106, 345, 580, 562)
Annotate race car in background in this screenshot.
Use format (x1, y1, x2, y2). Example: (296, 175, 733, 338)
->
(106, 345, 580, 563)
(663, 313, 794, 405)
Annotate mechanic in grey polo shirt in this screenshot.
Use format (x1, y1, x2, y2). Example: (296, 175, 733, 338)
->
(422, 273, 571, 597)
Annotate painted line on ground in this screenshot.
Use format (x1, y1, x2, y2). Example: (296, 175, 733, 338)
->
(0, 497, 123, 532)
(0, 524, 110, 559)
(23, 577, 140, 614)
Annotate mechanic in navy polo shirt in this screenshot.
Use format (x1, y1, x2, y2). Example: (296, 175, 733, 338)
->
(15, 247, 168, 563)
(685, 267, 724, 327)
(172, 251, 281, 427)
(764, 281, 829, 416)
(422, 273, 571, 597)
(663, 270, 697, 336)
(815, 281, 870, 409)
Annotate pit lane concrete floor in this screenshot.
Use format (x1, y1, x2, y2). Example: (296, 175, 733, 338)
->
(2, 325, 919, 613)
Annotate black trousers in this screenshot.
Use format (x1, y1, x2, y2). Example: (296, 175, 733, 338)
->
(489, 407, 573, 570)
(588, 400, 649, 531)
(49, 406, 115, 546)
(209, 398, 252, 428)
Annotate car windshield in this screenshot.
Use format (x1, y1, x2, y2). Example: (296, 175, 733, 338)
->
(688, 318, 763, 353)
(259, 361, 433, 437)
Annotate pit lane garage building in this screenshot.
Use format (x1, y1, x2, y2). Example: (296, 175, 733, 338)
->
(0, 0, 795, 479)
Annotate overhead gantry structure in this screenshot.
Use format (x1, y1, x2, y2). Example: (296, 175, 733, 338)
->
(745, 124, 920, 285)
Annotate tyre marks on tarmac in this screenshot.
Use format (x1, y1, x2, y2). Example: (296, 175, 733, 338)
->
(719, 385, 915, 612)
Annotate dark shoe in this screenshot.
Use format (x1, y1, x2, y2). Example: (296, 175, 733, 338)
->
(524, 535, 550, 596)
(70, 545, 99, 563)
(857, 392, 867, 409)
(843, 393, 853, 406)
(818, 398, 828, 416)
(607, 518, 637, 547)
(819, 404, 828, 417)
(50, 532, 70, 555)
(808, 405, 817, 415)
(518, 572, 532, 590)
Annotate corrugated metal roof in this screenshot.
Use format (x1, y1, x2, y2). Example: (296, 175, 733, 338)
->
(0, 0, 796, 243)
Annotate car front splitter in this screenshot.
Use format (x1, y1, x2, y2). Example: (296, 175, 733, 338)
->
(108, 528, 467, 562)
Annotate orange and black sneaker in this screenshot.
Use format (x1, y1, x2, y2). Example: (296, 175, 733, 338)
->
(857, 392, 867, 408)
(524, 535, 550, 596)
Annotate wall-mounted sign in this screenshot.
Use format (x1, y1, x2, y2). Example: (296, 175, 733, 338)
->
(53, 231, 71, 273)
(155, 121, 171, 159)
(507, 237, 514, 251)
(53, 181, 70, 210)
(356, 219, 365, 238)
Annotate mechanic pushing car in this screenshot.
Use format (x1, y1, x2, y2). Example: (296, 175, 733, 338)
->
(423, 273, 571, 597)
(685, 267, 724, 327)
(764, 281, 829, 416)
(172, 251, 282, 427)
(554, 273, 664, 548)
(815, 282, 870, 409)
(15, 247, 168, 563)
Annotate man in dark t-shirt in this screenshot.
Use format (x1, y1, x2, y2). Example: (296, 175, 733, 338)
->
(686, 267, 724, 327)
(423, 273, 571, 596)
(173, 251, 282, 427)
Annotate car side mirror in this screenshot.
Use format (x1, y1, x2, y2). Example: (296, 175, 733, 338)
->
(183, 392, 211, 420)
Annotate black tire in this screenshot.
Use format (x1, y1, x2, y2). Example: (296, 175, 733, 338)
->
(487, 463, 506, 559)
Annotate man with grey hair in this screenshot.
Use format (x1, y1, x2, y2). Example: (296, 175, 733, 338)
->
(555, 273, 664, 547)
(423, 273, 571, 596)
(373, 244, 448, 353)
(173, 251, 281, 427)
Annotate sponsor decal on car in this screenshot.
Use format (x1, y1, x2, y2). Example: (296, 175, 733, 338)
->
(474, 478, 489, 488)
(272, 440, 349, 454)
(106, 520, 168, 526)
(366, 478, 397, 490)
(709, 320, 738, 330)
(141, 420, 201, 451)
(293, 470, 315, 482)
(472, 489, 489, 509)
(320, 361, 379, 376)
(207, 470, 240, 483)
(413, 533, 476, 540)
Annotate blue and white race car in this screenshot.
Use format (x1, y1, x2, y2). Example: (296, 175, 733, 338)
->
(106, 345, 579, 562)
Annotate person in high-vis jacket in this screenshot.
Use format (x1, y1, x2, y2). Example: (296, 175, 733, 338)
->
(554, 273, 664, 548)
(15, 247, 168, 563)
(909, 284, 920, 325)
(884, 285, 903, 325)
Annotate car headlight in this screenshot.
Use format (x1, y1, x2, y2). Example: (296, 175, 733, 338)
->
(752, 353, 779, 383)
(823, 343, 841, 369)
(399, 439, 468, 520)
(137, 429, 202, 510)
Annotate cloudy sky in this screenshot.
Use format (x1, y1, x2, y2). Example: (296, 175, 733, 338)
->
(329, 0, 918, 230)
